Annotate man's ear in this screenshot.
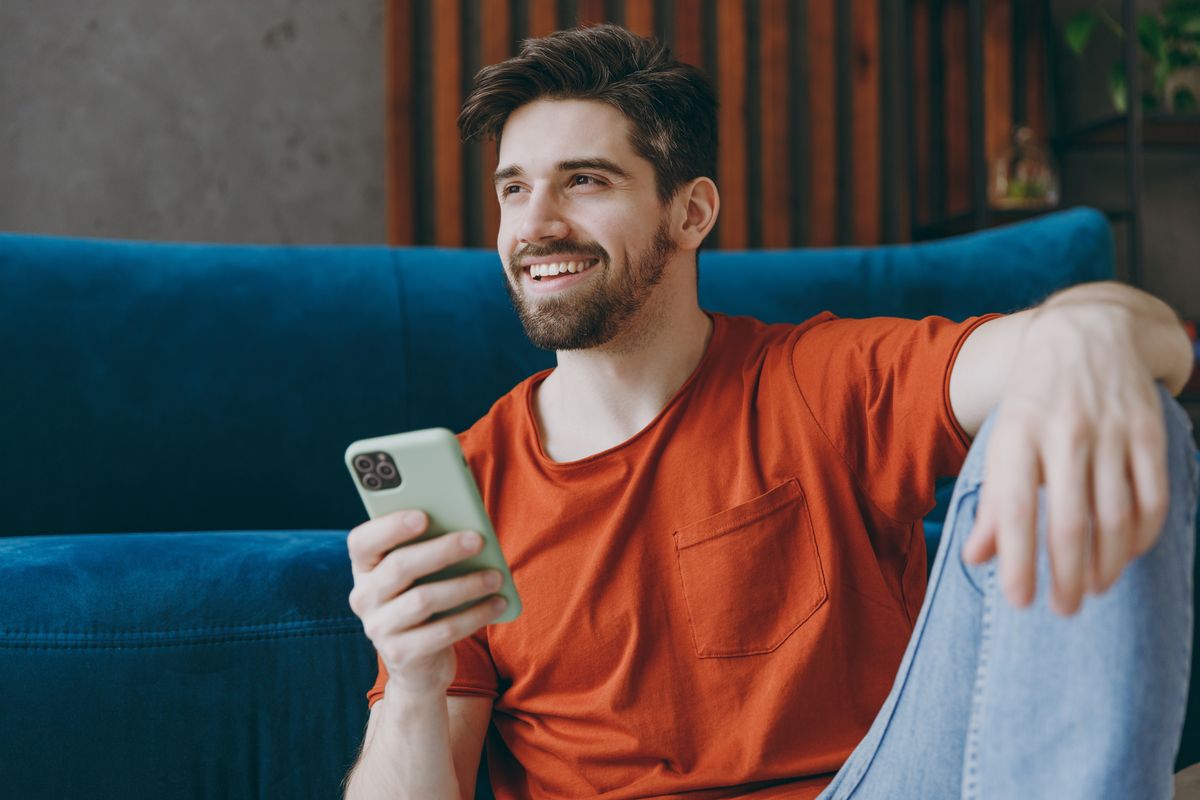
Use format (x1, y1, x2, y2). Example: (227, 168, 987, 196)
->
(674, 177, 719, 250)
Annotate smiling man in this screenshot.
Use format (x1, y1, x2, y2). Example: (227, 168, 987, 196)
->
(344, 24, 1199, 800)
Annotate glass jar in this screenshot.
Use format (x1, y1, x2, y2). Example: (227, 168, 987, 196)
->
(989, 126, 1060, 210)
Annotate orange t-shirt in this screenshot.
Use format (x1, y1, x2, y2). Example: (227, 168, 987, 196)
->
(368, 310, 1001, 799)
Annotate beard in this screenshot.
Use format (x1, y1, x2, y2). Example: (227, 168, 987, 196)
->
(504, 219, 677, 351)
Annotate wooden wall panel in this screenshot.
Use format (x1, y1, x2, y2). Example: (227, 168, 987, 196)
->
(807, 0, 838, 247)
(758, 0, 791, 247)
(1025, 0, 1047, 138)
(480, 0, 512, 249)
(431, 0, 463, 245)
(529, 0, 558, 36)
(385, 0, 414, 245)
(672, 0, 703, 67)
(386, 0, 1048, 248)
(912, 0, 932, 229)
(624, 0, 653, 37)
(715, 1, 748, 249)
(984, 0, 1012, 164)
(942, 0, 971, 218)
(851, 0, 881, 245)
(578, 0, 606, 27)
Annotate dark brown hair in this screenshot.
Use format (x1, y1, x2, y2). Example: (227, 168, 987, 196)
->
(458, 23, 717, 205)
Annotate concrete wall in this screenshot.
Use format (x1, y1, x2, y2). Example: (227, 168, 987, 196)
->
(0, 0, 385, 244)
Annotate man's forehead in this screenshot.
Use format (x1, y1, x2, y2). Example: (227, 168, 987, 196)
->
(497, 98, 640, 164)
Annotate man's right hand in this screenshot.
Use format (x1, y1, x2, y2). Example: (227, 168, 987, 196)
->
(347, 509, 508, 697)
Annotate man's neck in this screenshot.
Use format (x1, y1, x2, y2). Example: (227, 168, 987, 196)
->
(533, 296, 713, 463)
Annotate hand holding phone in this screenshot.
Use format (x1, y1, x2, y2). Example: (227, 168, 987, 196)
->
(345, 428, 521, 695)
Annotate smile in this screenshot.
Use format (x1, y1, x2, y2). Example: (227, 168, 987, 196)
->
(527, 259, 599, 281)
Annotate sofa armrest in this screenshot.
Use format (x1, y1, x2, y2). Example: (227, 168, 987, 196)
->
(0, 530, 375, 799)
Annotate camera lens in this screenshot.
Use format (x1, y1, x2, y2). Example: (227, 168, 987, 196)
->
(363, 473, 382, 490)
(376, 462, 396, 479)
(353, 455, 374, 472)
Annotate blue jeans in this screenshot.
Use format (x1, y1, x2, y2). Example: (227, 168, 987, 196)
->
(817, 384, 1200, 799)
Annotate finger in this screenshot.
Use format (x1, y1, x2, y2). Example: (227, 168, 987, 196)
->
(963, 488, 999, 564)
(1044, 430, 1092, 616)
(1129, 410, 1169, 558)
(347, 509, 429, 575)
(1089, 435, 1134, 594)
(393, 594, 510, 657)
(992, 438, 1042, 608)
(362, 569, 505, 644)
(350, 529, 485, 614)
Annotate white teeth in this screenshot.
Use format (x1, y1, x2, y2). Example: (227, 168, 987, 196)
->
(529, 260, 595, 279)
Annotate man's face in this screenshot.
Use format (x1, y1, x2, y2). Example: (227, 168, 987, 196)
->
(493, 99, 677, 351)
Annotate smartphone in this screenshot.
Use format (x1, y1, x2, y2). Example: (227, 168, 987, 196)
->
(344, 427, 521, 623)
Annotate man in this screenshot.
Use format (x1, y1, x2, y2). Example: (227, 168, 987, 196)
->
(344, 24, 1198, 799)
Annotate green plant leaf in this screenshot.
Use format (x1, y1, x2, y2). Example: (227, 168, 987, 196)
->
(1067, 11, 1098, 56)
(1174, 85, 1197, 110)
(1138, 13, 1167, 61)
(1110, 61, 1128, 112)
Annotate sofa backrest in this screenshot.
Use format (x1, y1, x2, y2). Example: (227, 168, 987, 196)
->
(0, 207, 1113, 536)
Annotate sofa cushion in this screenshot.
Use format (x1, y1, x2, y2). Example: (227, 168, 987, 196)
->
(0, 530, 375, 799)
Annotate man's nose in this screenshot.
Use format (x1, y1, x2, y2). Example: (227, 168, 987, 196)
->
(517, 187, 570, 244)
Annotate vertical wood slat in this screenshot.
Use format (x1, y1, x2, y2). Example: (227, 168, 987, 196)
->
(624, 0, 654, 36)
(851, 0, 881, 244)
(529, 0, 558, 36)
(480, 0, 513, 249)
(387, 0, 1050, 248)
(672, 0, 702, 68)
(943, 0, 970, 218)
(1025, 0, 1047, 138)
(984, 0, 1012, 172)
(432, 0, 463, 245)
(385, 0, 415, 244)
(807, 0, 837, 247)
(716, 1, 748, 249)
(911, 0, 931, 229)
(759, 0, 790, 247)
(578, 0, 606, 26)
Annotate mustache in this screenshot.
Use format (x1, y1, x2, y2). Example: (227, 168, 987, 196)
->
(510, 241, 608, 269)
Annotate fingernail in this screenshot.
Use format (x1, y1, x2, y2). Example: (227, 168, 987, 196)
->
(484, 570, 502, 589)
(492, 596, 508, 611)
(402, 511, 425, 532)
(460, 531, 483, 551)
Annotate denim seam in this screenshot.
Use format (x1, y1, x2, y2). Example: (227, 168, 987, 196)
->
(962, 562, 996, 800)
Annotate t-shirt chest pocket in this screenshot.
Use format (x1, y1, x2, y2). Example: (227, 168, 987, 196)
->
(672, 479, 829, 658)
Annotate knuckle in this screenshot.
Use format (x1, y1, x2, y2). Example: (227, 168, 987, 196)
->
(429, 623, 456, 649)
(348, 587, 363, 616)
(381, 641, 406, 667)
(407, 587, 434, 620)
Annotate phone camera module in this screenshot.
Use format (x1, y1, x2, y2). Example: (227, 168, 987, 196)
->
(352, 451, 402, 491)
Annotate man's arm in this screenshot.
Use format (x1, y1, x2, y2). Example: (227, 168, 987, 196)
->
(344, 692, 492, 800)
(949, 281, 1194, 441)
(947, 280, 1194, 616)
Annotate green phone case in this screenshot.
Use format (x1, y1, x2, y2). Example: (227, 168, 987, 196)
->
(344, 427, 521, 623)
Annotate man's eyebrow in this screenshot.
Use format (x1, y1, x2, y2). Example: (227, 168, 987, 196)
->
(493, 165, 523, 186)
(556, 159, 632, 179)
(492, 158, 632, 186)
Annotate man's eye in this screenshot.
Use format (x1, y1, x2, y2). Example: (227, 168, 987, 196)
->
(501, 185, 523, 196)
(571, 175, 603, 187)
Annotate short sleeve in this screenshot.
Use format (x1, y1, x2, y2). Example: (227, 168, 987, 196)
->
(365, 628, 500, 709)
(791, 313, 1003, 525)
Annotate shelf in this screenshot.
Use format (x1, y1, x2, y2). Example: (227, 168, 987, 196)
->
(1053, 113, 1200, 149)
(912, 206, 1131, 242)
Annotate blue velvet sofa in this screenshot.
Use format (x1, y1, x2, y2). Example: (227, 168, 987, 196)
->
(1, 207, 1195, 799)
